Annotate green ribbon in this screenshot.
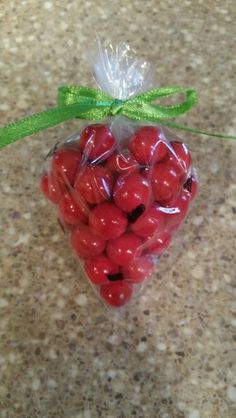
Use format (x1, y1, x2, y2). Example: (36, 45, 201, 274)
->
(0, 85, 235, 149)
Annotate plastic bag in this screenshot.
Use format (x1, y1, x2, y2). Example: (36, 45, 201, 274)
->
(40, 42, 198, 309)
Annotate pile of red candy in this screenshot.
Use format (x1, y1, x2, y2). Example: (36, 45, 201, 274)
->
(40, 124, 198, 308)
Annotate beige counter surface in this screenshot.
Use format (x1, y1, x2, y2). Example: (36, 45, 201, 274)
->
(0, 1, 236, 417)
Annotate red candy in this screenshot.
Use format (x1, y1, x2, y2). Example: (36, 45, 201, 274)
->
(80, 124, 115, 161)
(40, 172, 62, 204)
(151, 163, 179, 202)
(100, 280, 133, 307)
(131, 203, 165, 238)
(164, 189, 191, 231)
(59, 192, 88, 225)
(106, 151, 139, 175)
(89, 202, 127, 239)
(129, 126, 167, 164)
(40, 122, 197, 308)
(144, 231, 172, 255)
(113, 172, 150, 213)
(107, 232, 142, 266)
(70, 224, 106, 258)
(84, 255, 119, 285)
(163, 141, 192, 182)
(74, 165, 113, 204)
(52, 148, 82, 186)
(58, 213, 76, 233)
(122, 256, 154, 283)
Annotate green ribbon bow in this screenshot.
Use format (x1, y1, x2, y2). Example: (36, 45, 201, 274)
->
(0, 85, 235, 149)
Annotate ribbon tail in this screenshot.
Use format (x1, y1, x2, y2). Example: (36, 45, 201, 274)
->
(158, 120, 236, 141)
(0, 103, 99, 149)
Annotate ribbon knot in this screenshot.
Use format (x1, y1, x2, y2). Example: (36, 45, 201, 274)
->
(110, 99, 125, 116)
(0, 85, 235, 149)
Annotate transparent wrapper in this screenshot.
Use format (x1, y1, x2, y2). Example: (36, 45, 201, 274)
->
(40, 42, 198, 309)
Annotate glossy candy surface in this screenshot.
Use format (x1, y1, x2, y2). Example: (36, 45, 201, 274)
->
(40, 173, 62, 204)
(59, 192, 88, 225)
(131, 203, 165, 238)
(74, 166, 113, 204)
(70, 224, 106, 258)
(151, 163, 179, 202)
(80, 124, 115, 161)
(129, 126, 167, 164)
(144, 231, 172, 256)
(107, 232, 142, 266)
(100, 281, 133, 307)
(52, 148, 82, 186)
(84, 255, 119, 285)
(164, 189, 191, 231)
(106, 151, 139, 175)
(113, 172, 150, 212)
(122, 256, 154, 283)
(163, 141, 192, 182)
(89, 202, 127, 239)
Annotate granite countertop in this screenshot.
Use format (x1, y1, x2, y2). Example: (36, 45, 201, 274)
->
(0, 1, 236, 417)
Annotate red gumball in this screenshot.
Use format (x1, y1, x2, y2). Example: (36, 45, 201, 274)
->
(163, 189, 191, 231)
(89, 202, 127, 240)
(151, 163, 180, 202)
(74, 165, 113, 204)
(122, 256, 154, 283)
(163, 141, 192, 182)
(58, 213, 76, 233)
(40, 172, 62, 204)
(144, 231, 172, 256)
(52, 148, 82, 186)
(100, 280, 133, 307)
(107, 232, 142, 266)
(59, 192, 88, 225)
(184, 173, 199, 200)
(131, 202, 165, 238)
(79, 124, 115, 162)
(84, 255, 119, 285)
(113, 172, 150, 213)
(70, 224, 106, 259)
(129, 126, 167, 164)
(106, 151, 139, 175)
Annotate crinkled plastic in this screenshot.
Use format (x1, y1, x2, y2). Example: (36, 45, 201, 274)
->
(40, 42, 198, 309)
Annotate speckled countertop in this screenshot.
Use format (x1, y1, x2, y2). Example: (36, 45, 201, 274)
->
(0, 1, 236, 417)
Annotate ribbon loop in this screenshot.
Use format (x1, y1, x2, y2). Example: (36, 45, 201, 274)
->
(131, 87, 198, 119)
